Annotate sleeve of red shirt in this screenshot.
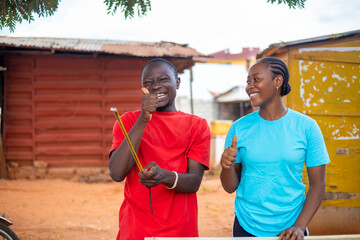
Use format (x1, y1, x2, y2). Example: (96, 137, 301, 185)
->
(186, 118, 211, 170)
(109, 111, 137, 157)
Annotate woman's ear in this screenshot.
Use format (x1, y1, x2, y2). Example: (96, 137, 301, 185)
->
(275, 75, 283, 89)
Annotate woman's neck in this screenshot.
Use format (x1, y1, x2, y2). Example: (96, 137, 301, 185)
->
(259, 98, 287, 121)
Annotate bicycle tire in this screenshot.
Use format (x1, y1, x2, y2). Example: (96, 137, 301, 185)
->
(0, 224, 19, 240)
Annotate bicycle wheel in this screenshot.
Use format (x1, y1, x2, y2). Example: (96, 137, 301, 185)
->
(0, 224, 19, 240)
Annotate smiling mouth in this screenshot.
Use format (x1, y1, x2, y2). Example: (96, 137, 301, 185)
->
(157, 93, 167, 99)
(249, 92, 258, 98)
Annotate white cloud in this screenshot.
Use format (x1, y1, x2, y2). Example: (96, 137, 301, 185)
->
(2, 0, 359, 54)
(1, 0, 358, 100)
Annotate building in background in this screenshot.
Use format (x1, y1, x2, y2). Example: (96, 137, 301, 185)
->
(192, 47, 259, 121)
(0, 37, 201, 178)
(175, 63, 246, 123)
(212, 85, 252, 121)
(258, 29, 360, 235)
(195, 47, 260, 70)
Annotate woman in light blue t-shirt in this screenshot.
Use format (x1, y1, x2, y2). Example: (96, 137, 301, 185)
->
(220, 57, 330, 240)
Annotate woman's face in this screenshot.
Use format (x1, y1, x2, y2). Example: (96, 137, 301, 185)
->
(246, 62, 279, 107)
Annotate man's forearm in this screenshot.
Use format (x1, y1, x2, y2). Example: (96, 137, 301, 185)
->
(165, 159, 206, 193)
(109, 117, 148, 181)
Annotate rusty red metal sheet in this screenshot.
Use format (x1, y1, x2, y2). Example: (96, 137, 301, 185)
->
(3, 55, 144, 167)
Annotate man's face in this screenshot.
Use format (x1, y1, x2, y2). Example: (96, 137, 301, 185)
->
(141, 62, 180, 111)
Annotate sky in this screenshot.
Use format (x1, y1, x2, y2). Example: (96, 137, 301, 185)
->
(1, 0, 359, 100)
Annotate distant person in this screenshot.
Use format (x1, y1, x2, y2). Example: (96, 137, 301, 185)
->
(220, 57, 330, 240)
(109, 58, 211, 240)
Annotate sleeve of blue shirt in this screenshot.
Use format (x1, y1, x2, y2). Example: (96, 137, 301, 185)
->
(305, 120, 331, 167)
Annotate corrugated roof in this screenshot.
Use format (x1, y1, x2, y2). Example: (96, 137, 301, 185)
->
(0, 36, 203, 58)
(214, 86, 249, 102)
(258, 29, 360, 58)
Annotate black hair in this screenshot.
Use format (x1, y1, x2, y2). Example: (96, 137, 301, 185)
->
(258, 57, 291, 96)
(141, 58, 178, 80)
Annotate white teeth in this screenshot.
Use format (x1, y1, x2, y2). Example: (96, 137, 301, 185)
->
(157, 93, 166, 99)
(250, 93, 258, 97)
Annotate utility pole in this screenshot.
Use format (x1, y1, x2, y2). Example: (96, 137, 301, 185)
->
(189, 68, 194, 115)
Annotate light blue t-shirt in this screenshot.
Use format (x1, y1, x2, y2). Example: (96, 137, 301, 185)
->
(225, 109, 330, 237)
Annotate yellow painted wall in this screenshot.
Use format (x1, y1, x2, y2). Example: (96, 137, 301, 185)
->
(271, 37, 360, 208)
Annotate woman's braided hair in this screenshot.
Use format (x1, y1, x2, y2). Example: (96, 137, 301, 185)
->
(258, 57, 291, 96)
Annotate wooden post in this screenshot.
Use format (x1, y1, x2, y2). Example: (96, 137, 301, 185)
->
(0, 135, 7, 178)
(189, 68, 194, 115)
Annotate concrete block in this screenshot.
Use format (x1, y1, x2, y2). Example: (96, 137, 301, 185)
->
(35, 168, 47, 179)
(33, 161, 48, 168)
(47, 168, 76, 179)
(16, 166, 36, 179)
(75, 167, 103, 177)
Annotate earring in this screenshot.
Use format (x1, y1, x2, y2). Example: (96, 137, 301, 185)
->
(276, 86, 279, 90)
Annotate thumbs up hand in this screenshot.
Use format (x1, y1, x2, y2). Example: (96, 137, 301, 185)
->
(220, 135, 237, 169)
(140, 88, 158, 122)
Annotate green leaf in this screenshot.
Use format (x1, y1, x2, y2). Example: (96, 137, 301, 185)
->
(266, 0, 307, 9)
(0, 0, 59, 32)
(104, 0, 151, 19)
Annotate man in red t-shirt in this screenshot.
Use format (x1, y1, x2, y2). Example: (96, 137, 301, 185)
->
(109, 58, 211, 240)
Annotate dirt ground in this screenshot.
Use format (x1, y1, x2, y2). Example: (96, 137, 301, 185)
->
(0, 173, 236, 240)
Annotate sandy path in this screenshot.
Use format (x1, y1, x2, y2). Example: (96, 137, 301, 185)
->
(0, 174, 235, 240)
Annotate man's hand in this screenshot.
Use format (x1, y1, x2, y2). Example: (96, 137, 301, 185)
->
(279, 225, 305, 240)
(138, 162, 166, 188)
(140, 88, 157, 122)
(221, 135, 237, 169)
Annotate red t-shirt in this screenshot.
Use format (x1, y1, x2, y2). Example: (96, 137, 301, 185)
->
(110, 110, 211, 240)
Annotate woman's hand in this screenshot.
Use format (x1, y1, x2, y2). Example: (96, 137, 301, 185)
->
(220, 135, 241, 193)
(279, 225, 305, 240)
(220, 135, 237, 169)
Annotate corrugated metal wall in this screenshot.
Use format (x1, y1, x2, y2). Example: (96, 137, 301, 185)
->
(4, 55, 148, 167)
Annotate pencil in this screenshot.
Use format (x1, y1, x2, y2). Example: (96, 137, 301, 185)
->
(110, 107, 144, 173)
(110, 107, 153, 215)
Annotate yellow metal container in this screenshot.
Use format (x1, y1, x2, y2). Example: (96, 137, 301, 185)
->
(210, 120, 232, 168)
(211, 120, 232, 135)
(259, 30, 360, 234)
